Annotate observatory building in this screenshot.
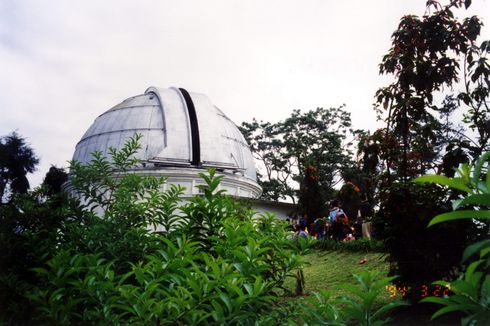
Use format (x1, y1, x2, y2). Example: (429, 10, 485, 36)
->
(72, 87, 263, 199)
(70, 86, 294, 218)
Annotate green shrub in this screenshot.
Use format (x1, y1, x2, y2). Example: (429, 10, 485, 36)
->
(315, 238, 385, 252)
(30, 197, 302, 325)
(260, 270, 407, 326)
(415, 152, 490, 325)
(336, 270, 408, 325)
(2, 135, 409, 325)
(0, 190, 83, 324)
(25, 135, 307, 325)
(259, 289, 344, 325)
(372, 182, 476, 301)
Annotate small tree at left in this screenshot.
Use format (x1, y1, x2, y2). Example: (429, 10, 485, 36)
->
(0, 131, 39, 204)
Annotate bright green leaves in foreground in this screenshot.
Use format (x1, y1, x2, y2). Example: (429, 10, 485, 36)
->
(414, 175, 473, 193)
(2, 134, 407, 325)
(262, 270, 407, 326)
(414, 151, 490, 325)
(414, 151, 490, 226)
(23, 134, 308, 325)
(337, 271, 409, 326)
(420, 259, 490, 325)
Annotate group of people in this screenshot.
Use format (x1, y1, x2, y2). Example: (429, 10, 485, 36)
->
(289, 197, 373, 241)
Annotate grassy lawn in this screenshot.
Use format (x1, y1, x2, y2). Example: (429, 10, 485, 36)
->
(284, 250, 389, 297)
(281, 249, 460, 325)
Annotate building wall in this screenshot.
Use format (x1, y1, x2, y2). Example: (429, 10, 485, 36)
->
(251, 200, 297, 220)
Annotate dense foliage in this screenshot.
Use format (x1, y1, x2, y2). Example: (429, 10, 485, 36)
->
(240, 107, 353, 203)
(261, 270, 407, 326)
(0, 135, 409, 325)
(5, 1, 490, 323)
(416, 151, 490, 325)
(314, 238, 385, 253)
(0, 131, 39, 203)
(358, 0, 490, 301)
(0, 135, 307, 325)
(41, 165, 68, 196)
(374, 0, 490, 181)
(372, 182, 474, 292)
(0, 190, 82, 324)
(240, 107, 354, 222)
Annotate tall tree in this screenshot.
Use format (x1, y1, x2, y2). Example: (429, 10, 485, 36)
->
(42, 165, 68, 196)
(241, 106, 354, 204)
(298, 165, 326, 224)
(370, 0, 489, 299)
(375, 0, 490, 182)
(0, 132, 39, 203)
(239, 119, 292, 201)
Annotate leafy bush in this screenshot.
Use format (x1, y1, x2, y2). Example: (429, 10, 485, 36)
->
(5, 135, 307, 325)
(336, 270, 408, 325)
(30, 236, 281, 325)
(0, 190, 83, 324)
(372, 182, 475, 300)
(29, 192, 302, 324)
(260, 270, 407, 326)
(415, 152, 490, 325)
(315, 238, 385, 252)
(1, 135, 409, 324)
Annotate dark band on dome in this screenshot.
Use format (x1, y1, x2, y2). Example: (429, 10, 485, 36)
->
(179, 88, 201, 166)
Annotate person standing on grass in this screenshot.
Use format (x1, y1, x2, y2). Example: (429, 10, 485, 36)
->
(299, 214, 307, 228)
(359, 193, 373, 238)
(297, 224, 308, 238)
(329, 200, 348, 241)
(328, 200, 343, 222)
(315, 216, 326, 239)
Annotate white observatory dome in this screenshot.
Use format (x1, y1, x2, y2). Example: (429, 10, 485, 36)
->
(71, 87, 261, 198)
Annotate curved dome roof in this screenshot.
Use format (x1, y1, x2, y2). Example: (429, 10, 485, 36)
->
(73, 87, 257, 181)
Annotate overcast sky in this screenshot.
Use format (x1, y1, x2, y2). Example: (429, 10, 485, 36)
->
(1, 0, 489, 187)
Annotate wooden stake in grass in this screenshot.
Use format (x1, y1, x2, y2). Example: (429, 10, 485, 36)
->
(296, 269, 305, 296)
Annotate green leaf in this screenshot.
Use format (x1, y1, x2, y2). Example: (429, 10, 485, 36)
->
(472, 152, 490, 185)
(413, 175, 472, 193)
(420, 296, 449, 305)
(432, 304, 476, 320)
(372, 300, 409, 320)
(481, 276, 490, 300)
(31, 267, 49, 276)
(428, 210, 490, 227)
(486, 166, 490, 193)
(463, 239, 490, 262)
(476, 180, 489, 193)
(451, 200, 462, 213)
(481, 246, 490, 259)
(458, 164, 472, 183)
(340, 305, 366, 322)
(450, 279, 478, 298)
(453, 194, 490, 210)
(244, 283, 253, 296)
(219, 292, 233, 313)
(465, 260, 483, 281)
